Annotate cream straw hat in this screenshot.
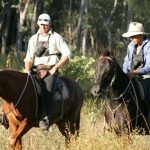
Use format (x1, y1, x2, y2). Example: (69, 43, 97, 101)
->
(122, 22, 149, 37)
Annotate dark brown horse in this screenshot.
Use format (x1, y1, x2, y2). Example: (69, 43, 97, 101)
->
(91, 53, 150, 134)
(0, 70, 83, 150)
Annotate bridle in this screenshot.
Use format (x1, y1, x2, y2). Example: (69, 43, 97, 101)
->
(99, 56, 132, 101)
(107, 79, 132, 101)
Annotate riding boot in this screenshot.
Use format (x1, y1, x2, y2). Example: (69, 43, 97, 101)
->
(39, 74, 54, 130)
(0, 113, 9, 129)
(39, 93, 53, 130)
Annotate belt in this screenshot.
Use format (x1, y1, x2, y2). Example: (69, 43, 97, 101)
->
(36, 64, 53, 70)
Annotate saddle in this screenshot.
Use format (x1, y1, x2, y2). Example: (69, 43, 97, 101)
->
(133, 77, 148, 101)
(30, 70, 69, 123)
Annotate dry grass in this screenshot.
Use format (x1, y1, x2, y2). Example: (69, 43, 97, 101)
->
(0, 99, 150, 150)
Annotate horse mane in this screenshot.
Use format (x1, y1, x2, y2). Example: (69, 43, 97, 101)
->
(99, 51, 127, 78)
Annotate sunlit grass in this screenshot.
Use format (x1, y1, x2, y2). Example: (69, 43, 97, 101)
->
(0, 99, 150, 150)
(0, 53, 150, 149)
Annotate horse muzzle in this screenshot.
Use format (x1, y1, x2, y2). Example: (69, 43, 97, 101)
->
(91, 84, 107, 98)
(91, 85, 101, 97)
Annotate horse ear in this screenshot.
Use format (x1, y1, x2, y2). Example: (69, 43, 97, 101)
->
(110, 47, 116, 57)
(97, 45, 103, 55)
(99, 50, 111, 57)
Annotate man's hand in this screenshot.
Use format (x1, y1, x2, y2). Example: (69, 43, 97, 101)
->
(23, 69, 30, 73)
(24, 61, 33, 73)
(128, 70, 138, 78)
(39, 70, 48, 79)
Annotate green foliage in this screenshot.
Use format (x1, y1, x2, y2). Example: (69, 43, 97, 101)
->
(0, 51, 96, 94)
(60, 54, 96, 92)
(0, 51, 25, 71)
(126, 0, 150, 36)
(88, 0, 125, 47)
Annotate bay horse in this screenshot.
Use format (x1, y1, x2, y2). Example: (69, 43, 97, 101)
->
(91, 53, 150, 135)
(0, 70, 83, 150)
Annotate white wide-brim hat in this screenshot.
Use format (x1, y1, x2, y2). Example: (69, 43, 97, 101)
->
(37, 13, 51, 25)
(122, 22, 149, 37)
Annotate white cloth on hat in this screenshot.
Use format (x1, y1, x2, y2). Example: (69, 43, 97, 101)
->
(37, 13, 51, 25)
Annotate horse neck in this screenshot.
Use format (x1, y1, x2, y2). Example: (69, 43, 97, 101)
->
(0, 71, 24, 102)
(110, 66, 130, 99)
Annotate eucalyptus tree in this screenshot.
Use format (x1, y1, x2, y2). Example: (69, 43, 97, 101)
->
(126, 0, 150, 30)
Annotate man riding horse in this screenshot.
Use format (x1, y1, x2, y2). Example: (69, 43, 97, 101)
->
(23, 13, 71, 130)
(122, 22, 150, 121)
(0, 13, 72, 130)
(0, 14, 84, 150)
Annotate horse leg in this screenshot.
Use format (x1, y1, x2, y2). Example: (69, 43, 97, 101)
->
(56, 116, 80, 147)
(9, 118, 32, 150)
(9, 121, 18, 150)
(15, 139, 22, 150)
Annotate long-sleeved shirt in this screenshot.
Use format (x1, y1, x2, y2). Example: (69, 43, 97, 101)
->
(24, 30, 71, 66)
(123, 38, 150, 76)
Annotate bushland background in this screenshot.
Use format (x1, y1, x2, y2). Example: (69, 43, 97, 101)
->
(0, 0, 150, 149)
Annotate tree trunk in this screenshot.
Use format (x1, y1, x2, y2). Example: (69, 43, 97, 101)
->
(67, 0, 72, 45)
(17, 0, 31, 52)
(1, 2, 11, 54)
(76, 0, 86, 52)
(31, 0, 44, 35)
(104, 0, 118, 49)
(81, 0, 88, 54)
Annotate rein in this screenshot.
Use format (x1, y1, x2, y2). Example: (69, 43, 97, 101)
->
(98, 56, 150, 131)
(103, 56, 132, 101)
(103, 56, 141, 129)
(4, 72, 38, 119)
(107, 79, 132, 101)
(108, 103, 122, 115)
(29, 73, 38, 119)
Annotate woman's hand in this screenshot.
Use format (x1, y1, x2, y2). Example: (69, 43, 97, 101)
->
(128, 70, 138, 78)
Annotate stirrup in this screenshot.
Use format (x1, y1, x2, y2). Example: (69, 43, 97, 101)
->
(39, 116, 50, 130)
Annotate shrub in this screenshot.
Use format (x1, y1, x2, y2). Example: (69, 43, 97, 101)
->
(60, 54, 96, 93)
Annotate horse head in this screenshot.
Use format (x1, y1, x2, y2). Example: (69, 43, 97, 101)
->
(91, 55, 116, 97)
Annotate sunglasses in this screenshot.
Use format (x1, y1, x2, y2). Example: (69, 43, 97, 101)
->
(38, 19, 49, 22)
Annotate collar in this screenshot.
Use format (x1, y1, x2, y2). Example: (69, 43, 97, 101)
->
(142, 38, 149, 45)
(37, 29, 52, 35)
(130, 38, 149, 49)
